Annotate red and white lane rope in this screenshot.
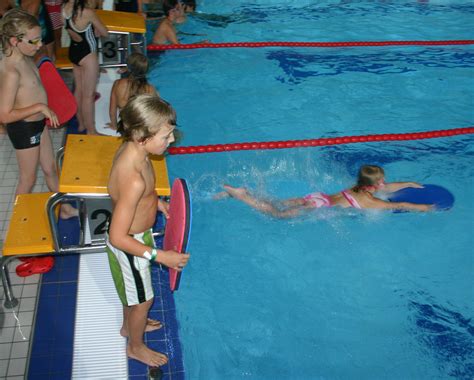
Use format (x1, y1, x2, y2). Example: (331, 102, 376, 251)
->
(168, 127, 474, 155)
(148, 40, 474, 51)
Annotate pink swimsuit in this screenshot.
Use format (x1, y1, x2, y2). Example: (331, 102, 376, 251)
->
(341, 190, 362, 209)
(304, 190, 363, 209)
(303, 192, 332, 208)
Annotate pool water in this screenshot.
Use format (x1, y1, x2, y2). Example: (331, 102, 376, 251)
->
(148, 1, 473, 379)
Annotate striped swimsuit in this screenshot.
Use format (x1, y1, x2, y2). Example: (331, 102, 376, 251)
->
(63, 11, 97, 65)
(106, 229, 155, 306)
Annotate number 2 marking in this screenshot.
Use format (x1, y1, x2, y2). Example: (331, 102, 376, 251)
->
(91, 209, 111, 236)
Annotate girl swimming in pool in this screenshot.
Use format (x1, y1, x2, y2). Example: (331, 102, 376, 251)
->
(219, 165, 432, 218)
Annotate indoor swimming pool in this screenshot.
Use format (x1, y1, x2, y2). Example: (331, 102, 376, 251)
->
(147, 1, 473, 378)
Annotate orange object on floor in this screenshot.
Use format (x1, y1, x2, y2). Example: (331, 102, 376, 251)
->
(16, 257, 55, 277)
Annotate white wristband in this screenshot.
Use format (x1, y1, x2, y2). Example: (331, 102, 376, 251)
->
(150, 249, 158, 262)
(143, 251, 152, 260)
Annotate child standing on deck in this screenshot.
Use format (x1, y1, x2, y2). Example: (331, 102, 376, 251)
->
(62, 0, 108, 134)
(108, 52, 159, 131)
(107, 94, 190, 367)
(0, 8, 75, 216)
(218, 165, 432, 218)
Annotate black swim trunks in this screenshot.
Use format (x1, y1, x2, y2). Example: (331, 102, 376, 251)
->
(6, 119, 45, 150)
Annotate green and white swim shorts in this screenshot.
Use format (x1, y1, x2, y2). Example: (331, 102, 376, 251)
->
(106, 229, 155, 306)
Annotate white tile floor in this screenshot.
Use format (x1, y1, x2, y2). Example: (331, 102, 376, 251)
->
(0, 127, 65, 379)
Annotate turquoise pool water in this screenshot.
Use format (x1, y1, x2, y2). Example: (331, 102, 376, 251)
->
(149, 1, 473, 378)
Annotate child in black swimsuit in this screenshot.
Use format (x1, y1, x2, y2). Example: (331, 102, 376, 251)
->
(62, 0, 108, 134)
(0, 9, 76, 217)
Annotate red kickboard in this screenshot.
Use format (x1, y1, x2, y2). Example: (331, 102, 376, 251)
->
(38, 58, 77, 126)
(163, 179, 192, 292)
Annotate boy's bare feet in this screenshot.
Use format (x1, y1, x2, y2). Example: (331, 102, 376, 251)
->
(120, 318, 163, 337)
(59, 203, 79, 219)
(127, 343, 168, 367)
(145, 318, 163, 330)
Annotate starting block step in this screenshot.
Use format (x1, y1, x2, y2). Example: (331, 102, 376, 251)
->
(3, 193, 114, 256)
(3, 193, 55, 256)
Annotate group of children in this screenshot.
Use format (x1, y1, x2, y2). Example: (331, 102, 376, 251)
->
(0, 1, 434, 371)
(0, 1, 197, 368)
(0, 4, 182, 368)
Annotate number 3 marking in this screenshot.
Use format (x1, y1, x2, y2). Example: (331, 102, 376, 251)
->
(103, 40, 117, 59)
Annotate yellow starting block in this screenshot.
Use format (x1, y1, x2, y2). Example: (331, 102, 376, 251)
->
(1, 193, 55, 308)
(1, 135, 171, 308)
(56, 10, 146, 69)
(0, 191, 112, 308)
(3, 193, 55, 256)
(60, 135, 170, 195)
(96, 10, 146, 34)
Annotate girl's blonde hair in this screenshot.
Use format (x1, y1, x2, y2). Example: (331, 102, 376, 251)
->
(352, 165, 385, 192)
(0, 8, 39, 55)
(117, 94, 176, 143)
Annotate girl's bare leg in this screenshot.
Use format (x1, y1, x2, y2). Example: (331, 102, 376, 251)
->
(72, 64, 85, 131)
(79, 54, 99, 135)
(223, 185, 304, 218)
(223, 185, 279, 215)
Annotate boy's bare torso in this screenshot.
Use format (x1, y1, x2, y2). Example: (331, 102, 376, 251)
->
(0, 56, 47, 121)
(108, 142, 158, 234)
(153, 18, 176, 44)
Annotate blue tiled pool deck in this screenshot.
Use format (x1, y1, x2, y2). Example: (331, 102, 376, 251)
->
(27, 213, 185, 379)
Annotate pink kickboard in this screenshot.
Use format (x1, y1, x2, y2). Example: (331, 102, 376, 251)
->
(38, 58, 77, 126)
(163, 178, 191, 291)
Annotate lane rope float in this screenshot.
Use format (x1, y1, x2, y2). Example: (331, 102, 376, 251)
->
(148, 39, 474, 51)
(168, 126, 474, 155)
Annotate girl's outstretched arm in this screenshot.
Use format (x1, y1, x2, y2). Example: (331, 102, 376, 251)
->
(382, 182, 423, 193)
(362, 193, 432, 212)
